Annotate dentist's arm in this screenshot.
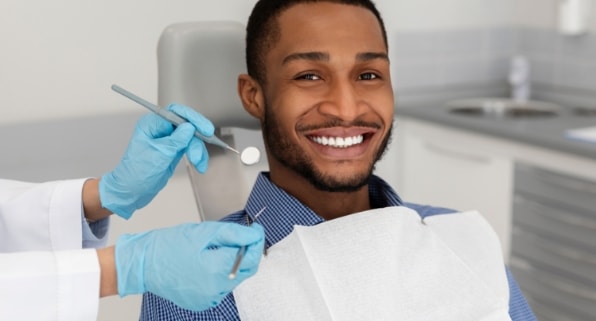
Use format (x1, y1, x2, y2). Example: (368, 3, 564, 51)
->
(97, 246, 118, 296)
(82, 178, 111, 222)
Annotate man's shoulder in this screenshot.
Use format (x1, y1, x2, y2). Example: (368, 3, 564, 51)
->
(219, 210, 246, 224)
(402, 202, 457, 219)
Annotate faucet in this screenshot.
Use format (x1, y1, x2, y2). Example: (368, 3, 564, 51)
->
(508, 55, 531, 102)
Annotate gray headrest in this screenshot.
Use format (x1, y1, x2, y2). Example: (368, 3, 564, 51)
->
(157, 21, 260, 130)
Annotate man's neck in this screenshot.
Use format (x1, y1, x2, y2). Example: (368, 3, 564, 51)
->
(269, 170, 371, 221)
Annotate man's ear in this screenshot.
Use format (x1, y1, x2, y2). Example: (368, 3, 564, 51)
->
(238, 74, 265, 120)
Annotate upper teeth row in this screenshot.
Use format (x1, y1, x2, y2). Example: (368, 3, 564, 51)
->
(311, 135, 364, 148)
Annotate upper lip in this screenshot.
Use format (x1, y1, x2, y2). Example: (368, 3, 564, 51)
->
(304, 127, 378, 138)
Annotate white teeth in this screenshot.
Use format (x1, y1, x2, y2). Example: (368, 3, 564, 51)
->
(311, 135, 364, 148)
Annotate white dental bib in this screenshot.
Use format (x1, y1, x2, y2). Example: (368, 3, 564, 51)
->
(233, 206, 512, 321)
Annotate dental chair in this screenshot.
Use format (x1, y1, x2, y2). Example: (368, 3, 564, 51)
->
(157, 21, 268, 221)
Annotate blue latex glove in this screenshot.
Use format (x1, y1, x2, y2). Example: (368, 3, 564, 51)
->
(115, 222, 265, 311)
(99, 103, 214, 219)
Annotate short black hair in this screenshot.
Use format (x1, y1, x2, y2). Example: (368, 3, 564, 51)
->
(245, 0, 388, 85)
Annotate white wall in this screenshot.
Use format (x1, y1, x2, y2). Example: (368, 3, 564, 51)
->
(514, 0, 560, 29)
(0, 0, 258, 125)
(377, 0, 516, 31)
(0, 0, 519, 126)
(514, 0, 596, 30)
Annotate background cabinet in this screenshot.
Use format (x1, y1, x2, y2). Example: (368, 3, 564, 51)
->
(510, 163, 596, 321)
(388, 117, 514, 259)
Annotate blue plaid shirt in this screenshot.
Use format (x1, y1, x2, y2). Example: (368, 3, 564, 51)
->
(140, 173, 536, 321)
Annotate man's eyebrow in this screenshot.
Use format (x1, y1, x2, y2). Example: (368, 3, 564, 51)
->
(282, 52, 329, 65)
(356, 52, 389, 62)
(281, 51, 389, 65)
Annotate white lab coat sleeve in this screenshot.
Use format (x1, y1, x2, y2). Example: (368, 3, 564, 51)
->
(83, 213, 110, 249)
(0, 249, 100, 321)
(0, 178, 104, 252)
(0, 178, 107, 320)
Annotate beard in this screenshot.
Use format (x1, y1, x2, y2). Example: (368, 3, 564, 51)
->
(262, 103, 392, 193)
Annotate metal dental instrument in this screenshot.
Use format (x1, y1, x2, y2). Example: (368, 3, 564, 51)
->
(111, 84, 239, 154)
(229, 206, 267, 280)
(240, 146, 261, 166)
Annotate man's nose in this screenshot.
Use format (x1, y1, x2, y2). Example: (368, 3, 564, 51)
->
(317, 79, 366, 122)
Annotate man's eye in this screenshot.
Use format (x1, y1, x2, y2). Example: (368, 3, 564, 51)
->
(359, 72, 379, 80)
(295, 73, 321, 81)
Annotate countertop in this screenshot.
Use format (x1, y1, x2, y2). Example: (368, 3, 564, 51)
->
(395, 100, 596, 161)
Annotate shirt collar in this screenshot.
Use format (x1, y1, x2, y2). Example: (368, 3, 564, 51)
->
(245, 172, 403, 247)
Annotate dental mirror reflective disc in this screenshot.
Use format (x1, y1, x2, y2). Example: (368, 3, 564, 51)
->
(240, 146, 260, 166)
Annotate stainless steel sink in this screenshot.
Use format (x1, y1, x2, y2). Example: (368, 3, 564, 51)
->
(447, 98, 561, 119)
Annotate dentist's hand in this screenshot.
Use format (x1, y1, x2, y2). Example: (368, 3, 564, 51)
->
(115, 222, 265, 311)
(99, 103, 214, 219)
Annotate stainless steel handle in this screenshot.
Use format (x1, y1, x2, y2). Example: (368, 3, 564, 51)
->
(533, 167, 596, 195)
(423, 143, 492, 164)
(513, 226, 596, 267)
(515, 194, 596, 231)
(510, 256, 596, 302)
(533, 270, 596, 302)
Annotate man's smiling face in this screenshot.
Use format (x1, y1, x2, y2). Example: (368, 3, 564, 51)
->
(256, 2, 394, 192)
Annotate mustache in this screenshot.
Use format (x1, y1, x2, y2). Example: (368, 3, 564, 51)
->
(297, 119, 381, 132)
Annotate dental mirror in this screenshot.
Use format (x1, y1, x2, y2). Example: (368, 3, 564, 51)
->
(240, 146, 261, 166)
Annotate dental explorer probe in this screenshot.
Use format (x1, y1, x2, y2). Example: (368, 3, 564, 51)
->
(111, 84, 239, 154)
(229, 206, 267, 280)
